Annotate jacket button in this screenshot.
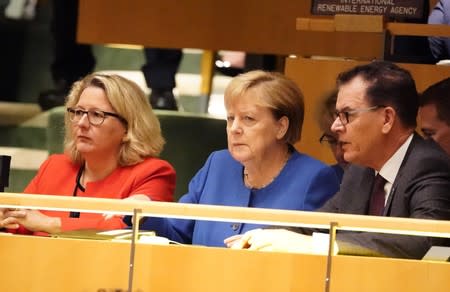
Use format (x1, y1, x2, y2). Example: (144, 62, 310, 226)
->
(231, 223, 240, 231)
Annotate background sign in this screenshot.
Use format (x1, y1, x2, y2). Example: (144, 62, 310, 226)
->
(311, 0, 425, 20)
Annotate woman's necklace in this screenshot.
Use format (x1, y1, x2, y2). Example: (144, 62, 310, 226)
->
(243, 151, 290, 189)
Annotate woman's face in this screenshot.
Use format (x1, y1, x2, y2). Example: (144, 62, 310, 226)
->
(71, 86, 127, 160)
(226, 93, 288, 165)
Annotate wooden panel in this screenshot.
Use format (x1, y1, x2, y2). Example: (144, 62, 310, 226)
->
(0, 234, 326, 292)
(0, 234, 448, 292)
(334, 15, 384, 33)
(77, 0, 383, 58)
(296, 17, 450, 37)
(286, 58, 450, 164)
(331, 255, 450, 292)
(387, 23, 450, 37)
(78, 0, 307, 53)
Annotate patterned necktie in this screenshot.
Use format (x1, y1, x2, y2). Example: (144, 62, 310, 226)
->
(368, 174, 387, 216)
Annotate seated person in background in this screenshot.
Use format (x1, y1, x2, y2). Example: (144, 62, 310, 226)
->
(0, 74, 175, 235)
(227, 61, 450, 259)
(384, 0, 435, 64)
(317, 89, 349, 182)
(134, 70, 340, 247)
(428, 0, 450, 62)
(419, 77, 450, 156)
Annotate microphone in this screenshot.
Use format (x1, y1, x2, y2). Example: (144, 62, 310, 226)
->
(0, 155, 11, 192)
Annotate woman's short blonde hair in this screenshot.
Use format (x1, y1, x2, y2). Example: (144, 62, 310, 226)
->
(224, 70, 304, 144)
(64, 73, 165, 166)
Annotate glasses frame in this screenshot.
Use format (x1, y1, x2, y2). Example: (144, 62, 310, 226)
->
(334, 105, 386, 125)
(67, 108, 127, 126)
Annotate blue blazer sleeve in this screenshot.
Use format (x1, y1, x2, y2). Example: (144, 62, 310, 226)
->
(140, 150, 340, 246)
(139, 151, 218, 244)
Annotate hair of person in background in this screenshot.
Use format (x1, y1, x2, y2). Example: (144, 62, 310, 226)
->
(420, 77, 450, 125)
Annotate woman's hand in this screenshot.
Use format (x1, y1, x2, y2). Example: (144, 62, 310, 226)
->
(126, 194, 152, 202)
(0, 208, 21, 229)
(3, 209, 61, 234)
(224, 234, 243, 248)
(223, 229, 262, 248)
(103, 194, 151, 220)
(226, 229, 315, 253)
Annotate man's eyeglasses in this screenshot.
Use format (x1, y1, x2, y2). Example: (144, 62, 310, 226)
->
(333, 105, 385, 125)
(67, 108, 127, 126)
(319, 133, 338, 146)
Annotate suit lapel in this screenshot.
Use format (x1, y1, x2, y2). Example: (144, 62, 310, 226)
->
(382, 133, 418, 216)
(344, 167, 375, 214)
(383, 182, 397, 216)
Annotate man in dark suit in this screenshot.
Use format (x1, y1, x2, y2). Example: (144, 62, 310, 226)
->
(419, 77, 450, 156)
(227, 61, 450, 259)
(38, 0, 180, 111)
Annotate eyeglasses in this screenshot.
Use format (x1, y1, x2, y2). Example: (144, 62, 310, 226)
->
(319, 133, 338, 146)
(67, 108, 127, 126)
(333, 105, 385, 125)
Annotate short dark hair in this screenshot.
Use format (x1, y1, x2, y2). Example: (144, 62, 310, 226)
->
(337, 61, 418, 128)
(420, 77, 450, 125)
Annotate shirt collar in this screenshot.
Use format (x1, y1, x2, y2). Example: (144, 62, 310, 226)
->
(378, 134, 414, 184)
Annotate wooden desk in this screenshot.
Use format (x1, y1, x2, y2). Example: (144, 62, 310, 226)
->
(78, 1, 336, 54)
(0, 234, 448, 292)
(78, 1, 446, 58)
(1, 193, 449, 291)
(78, 1, 389, 58)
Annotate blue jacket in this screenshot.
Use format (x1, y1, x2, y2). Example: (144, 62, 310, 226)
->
(429, 0, 450, 60)
(141, 149, 339, 247)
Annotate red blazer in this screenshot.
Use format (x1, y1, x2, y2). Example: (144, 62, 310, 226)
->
(14, 154, 175, 234)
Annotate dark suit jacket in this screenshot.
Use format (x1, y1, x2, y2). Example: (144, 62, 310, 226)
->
(319, 133, 450, 259)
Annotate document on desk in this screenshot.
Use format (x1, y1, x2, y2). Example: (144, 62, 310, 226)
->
(51, 229, 156, 241)
(422, 246, 450, 262)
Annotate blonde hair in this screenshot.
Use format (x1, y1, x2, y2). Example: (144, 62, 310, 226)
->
(224, 70, 304, 144)
(64, 73, 165, 166)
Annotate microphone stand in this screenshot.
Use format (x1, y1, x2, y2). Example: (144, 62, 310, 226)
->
(0, 155, 11, 192)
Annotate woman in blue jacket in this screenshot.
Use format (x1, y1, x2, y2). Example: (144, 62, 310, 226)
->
(137, 70, 340, 246)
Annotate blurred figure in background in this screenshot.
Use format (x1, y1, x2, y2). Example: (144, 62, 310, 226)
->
(419, 77, 450, 156)
(317, 89, 348, 182)
(428, 0, 450, 62)
(38, 0, 180, 111)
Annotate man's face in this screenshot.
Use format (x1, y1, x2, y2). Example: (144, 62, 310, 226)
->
(419, 103, 450, 156)
(331, 77, 387, 168)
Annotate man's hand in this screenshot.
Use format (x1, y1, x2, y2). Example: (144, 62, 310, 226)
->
(225, 229, 315, 253)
